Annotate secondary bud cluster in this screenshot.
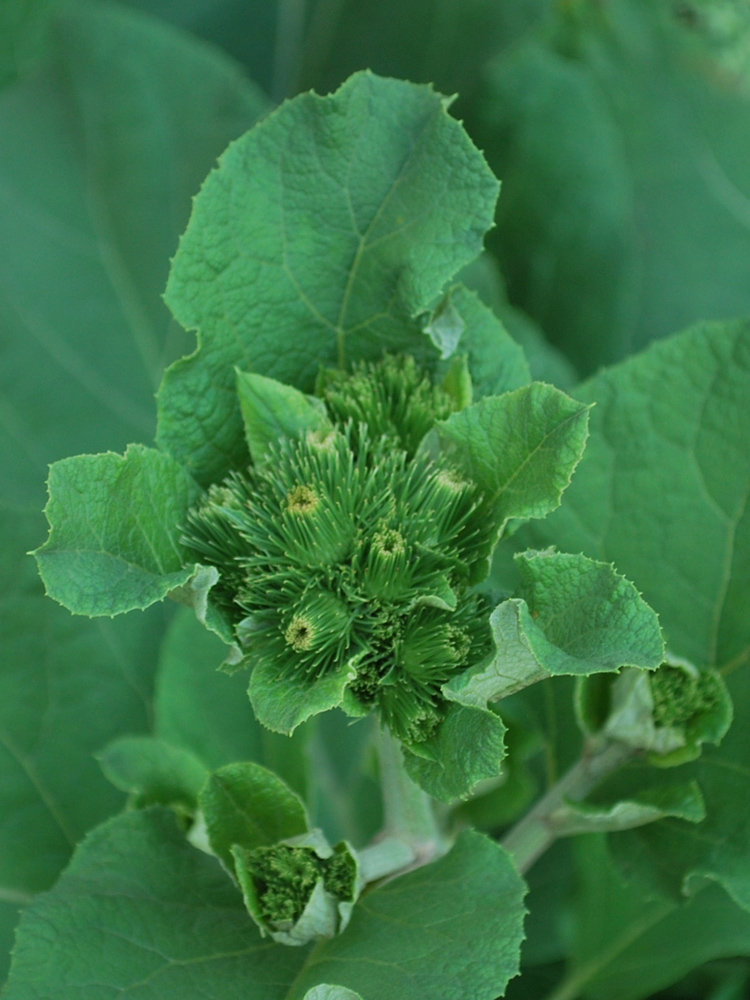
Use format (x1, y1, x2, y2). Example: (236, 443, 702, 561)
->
(183, 355, 495, 747)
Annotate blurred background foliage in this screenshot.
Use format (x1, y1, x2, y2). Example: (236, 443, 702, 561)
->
(2, 0, 750, 995)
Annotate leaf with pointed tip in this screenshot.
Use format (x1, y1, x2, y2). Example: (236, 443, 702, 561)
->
(402, 703, 506, 802)
(97, 736, 207, 811)
(34, 444, 202, 616)
(237, 370, 331, 463)
(158, 71, 499, 486)
(435, 385, 590, 558)
(200, 762, 308, 871)
(447, 550, 664, 708)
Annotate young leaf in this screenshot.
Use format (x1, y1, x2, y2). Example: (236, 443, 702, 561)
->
(237, 370, 331, 463)
(200, 762, 309, 871)
(249, 653, 359, 736)
(447, 550, 664, 707)
(402, 704, 507, 802)
(434, 384, 590, 546)
(550, 781, 705, 837)
(439, 283, 531, 399)
(96, 736, 208, 811)
(34, 444, 202, 616)
(158, 71, 499, 486)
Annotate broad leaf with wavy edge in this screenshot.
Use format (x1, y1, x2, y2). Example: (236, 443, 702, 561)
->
(158, 70, 499, 486)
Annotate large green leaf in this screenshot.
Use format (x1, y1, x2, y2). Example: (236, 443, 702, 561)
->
(288, 830, 526, 1000)
(0, 0, 268, 973)
(34, 445, 202, 616)
(447, 551, 663, 706)
(535, 321, 750, 676)
(548, 835, 750, 1000)
(0, 507, 165, 898)
(3, 808, 309, 1000)
(0, 0, 268, 510)
(4, 810, 526, 1000)
(478, 1, 750, 373)
(158, 70, 499, 486)
(533, 320, 750, 908)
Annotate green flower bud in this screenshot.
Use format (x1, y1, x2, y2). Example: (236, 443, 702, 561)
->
(182, 355, 496, 744)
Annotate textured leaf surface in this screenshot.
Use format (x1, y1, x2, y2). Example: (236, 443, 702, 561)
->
(0, 0, 267, 509)
(402, 704, 507, 802)
(3, 808, 308, 1000)
(200, 762, 308, 870)
(158, 70, 499, 485)
(533, 320, 750, 908)
(35, 445, 201, 616)
(4, 812, 525, 1000)
(442, 284, 531, 399)
(448, 551, 664, 706)
(436, 384, 589, 536)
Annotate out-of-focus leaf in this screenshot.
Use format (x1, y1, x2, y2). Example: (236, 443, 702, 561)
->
(0, 0, 268, 509)
(478, 1, 750, 372)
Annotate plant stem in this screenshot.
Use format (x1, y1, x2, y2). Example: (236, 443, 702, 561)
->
(501, 740, 633, 874)
(376, 727, 442, 865)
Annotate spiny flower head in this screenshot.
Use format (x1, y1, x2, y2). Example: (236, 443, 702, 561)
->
(183, 355, 495, 748)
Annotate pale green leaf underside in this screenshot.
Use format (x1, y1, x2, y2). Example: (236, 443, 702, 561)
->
(200, 761, 308, 871)
(436, 383, 590, 531)
(4, 811, 526, 1000)
(158, 70, 499, 486)
(448, 550, 664, 706)
(34, 444, 201, 616)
